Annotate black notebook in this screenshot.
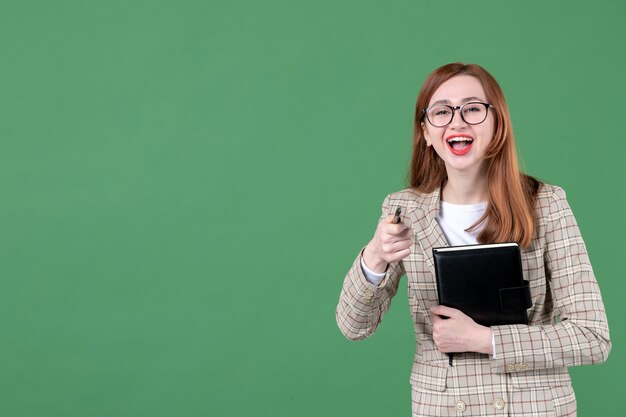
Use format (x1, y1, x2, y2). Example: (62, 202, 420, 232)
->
(432, 243, 531, 327)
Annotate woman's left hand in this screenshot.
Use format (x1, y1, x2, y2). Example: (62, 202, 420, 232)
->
(430, 305, 494, 355)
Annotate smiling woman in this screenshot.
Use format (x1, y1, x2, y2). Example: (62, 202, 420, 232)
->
(412, 66, 537, 247)
(423, 76, 495, 172)
(336, 63, 611, 417)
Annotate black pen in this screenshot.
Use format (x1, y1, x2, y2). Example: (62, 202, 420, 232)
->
(392, 207, 402, 224)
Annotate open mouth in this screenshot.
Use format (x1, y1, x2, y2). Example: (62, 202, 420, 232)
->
(446, 136, 474, 155)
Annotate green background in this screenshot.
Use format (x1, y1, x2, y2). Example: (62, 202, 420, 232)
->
(1, 0, 624, 416)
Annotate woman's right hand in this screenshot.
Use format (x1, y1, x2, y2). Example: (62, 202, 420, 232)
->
(362, 214, 413, 273)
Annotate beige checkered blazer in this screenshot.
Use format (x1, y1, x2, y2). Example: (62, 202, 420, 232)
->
(336, 184, 610, 417)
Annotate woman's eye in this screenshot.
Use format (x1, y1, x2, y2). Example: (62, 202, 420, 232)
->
(464, 105, 483, 113)
(434, 108, 450, 116)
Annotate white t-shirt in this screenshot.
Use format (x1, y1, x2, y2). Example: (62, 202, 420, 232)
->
(437, 200, 487, 246)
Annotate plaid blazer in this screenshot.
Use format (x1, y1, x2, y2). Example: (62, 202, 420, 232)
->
(336, 184, 611, 417)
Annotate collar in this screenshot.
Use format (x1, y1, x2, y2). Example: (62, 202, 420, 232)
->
(402, 187, 448, 274)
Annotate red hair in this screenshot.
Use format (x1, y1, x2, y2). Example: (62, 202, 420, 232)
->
(409, 63, 540, 248)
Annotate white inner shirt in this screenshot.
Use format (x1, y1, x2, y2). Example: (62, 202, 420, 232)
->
(437, 200, 487, 246)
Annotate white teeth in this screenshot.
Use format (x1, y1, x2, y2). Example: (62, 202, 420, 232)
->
(447, 137, 473, 143)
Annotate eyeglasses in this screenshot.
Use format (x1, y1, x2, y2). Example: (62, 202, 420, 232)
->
(423, 102, 494, 127)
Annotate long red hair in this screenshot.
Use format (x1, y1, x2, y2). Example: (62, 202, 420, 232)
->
(409, 63, 540, 248)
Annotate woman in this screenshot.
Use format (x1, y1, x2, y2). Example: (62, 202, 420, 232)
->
(336, 63, 610, 416)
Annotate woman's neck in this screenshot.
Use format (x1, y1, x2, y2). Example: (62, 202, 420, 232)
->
(442, 169, 488, 205)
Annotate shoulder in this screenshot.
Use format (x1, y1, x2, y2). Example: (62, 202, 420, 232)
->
(536, 183, 566, 200)
(534, 183, 573, 222)
(384, 187, 438, 209)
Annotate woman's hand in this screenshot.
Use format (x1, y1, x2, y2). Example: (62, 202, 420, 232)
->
(362, 214, 413, 273)
(430, 305, 494, 355)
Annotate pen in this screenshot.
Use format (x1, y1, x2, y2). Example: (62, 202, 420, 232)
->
(393, 207, 402, 224)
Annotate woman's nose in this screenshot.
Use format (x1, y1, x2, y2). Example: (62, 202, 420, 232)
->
(449, 110, 467, 129)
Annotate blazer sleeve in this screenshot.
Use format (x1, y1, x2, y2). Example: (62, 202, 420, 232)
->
(490, 186, 611, 373)
(335, 195, 406, 341)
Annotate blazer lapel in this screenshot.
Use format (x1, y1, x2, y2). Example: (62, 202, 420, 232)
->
(405, 188, 448, 275)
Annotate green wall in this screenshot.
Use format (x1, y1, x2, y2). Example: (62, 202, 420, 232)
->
(1, 1, 624, 416)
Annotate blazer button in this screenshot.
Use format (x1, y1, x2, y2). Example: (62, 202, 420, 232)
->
(493, 398, 505, 410)
(455, 401, 466, 412)
(506, 364, 515, 372)
(521, 363, 529, 371)
(514, 363, 523, 371)
(363, 290, 374, 300)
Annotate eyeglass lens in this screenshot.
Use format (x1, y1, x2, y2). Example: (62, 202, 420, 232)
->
(426, 102, 489, 127)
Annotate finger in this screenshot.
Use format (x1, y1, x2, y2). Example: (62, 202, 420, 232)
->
(393, 222, 411, 234)
(399, 227, 413, 239)
(381, 231, 413, 247)
(386, 248, 411, 263)
(385, 226, 413, 241)
(381, 239, 412, 255)
(383, 214, 397, 224)
(381, 223, 411, 237)
(430, 305, 462, 318)
(430, 310, 442, 325)
(381, 232, 412, 245)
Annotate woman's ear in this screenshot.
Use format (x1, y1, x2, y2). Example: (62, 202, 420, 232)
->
(421, 122, 432, 146)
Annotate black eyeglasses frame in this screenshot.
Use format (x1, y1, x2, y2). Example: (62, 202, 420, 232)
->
(422, 102, 495, 127)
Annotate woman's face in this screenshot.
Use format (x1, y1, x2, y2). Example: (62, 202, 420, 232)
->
(422, 75, 495, 176)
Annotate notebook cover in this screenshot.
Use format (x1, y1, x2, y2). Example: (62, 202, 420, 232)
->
(432, 243, 529, 327)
